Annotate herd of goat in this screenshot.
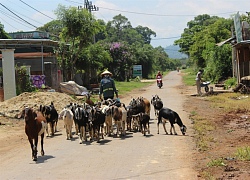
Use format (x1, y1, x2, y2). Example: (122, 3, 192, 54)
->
(22, 94, 187, 161)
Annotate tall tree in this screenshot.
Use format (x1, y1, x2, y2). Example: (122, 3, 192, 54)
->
(36, 20, 63, 41)
(55, 5, 103, 81)
(135, 25, 156, 44)
(174, 14, 219, 56)
(106, 14, 132, 42)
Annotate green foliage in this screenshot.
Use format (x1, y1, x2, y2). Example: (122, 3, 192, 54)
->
(36, 20, 63, 41)
(235, 146, 250, 161)
(15, 66, 36, 95)
(40, 7, 183, 82)
(175, 15, 233, 82)
(224, 77, 237, 89)
(0, 23, 10, 39)
(135, 25, 156, 44)
(207, 158, 226, 167)
(55, 5, 104, 80)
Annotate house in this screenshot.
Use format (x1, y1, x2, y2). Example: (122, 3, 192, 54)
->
(218, 12, 250, 86)
(0, 37, 59, 100)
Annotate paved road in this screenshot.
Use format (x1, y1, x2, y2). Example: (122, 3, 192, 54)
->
(0, 71, 197, 180)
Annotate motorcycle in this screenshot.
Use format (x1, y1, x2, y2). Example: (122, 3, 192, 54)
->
(201, 81, 210, 93)
(157, 78, 163, 88)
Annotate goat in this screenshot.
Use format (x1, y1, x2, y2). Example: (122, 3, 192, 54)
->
(91, 106, 105, 142)
(59, 108, 74, 140)
(22, 107, 47, 161)
(101, 105, 113, 137)
(157, 108, 187, 135)
(151, 95, 163, 117)
(40, 102, 58, 136)
(138, 112, 150, 136)
(111, 104, 126, 137)
(75, 106, 90, 143)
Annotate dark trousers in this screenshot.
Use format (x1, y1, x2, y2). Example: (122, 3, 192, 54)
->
(104, 96, 114, 100)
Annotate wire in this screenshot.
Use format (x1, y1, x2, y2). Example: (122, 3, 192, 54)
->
(0, 8, 35, 29)
(151, 36, 181, 40)
(0, 2, 37, 29)
(19, 0, 54, 20)
(98, 6, 238, 17)
(0, 16, 19, 31)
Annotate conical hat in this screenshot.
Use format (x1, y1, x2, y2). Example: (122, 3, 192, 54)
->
(101, 70, 112, 76)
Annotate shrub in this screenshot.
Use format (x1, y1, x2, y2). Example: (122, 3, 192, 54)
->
(224, 77, 237, 89)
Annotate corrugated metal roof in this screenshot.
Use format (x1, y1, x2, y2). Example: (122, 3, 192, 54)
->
(216, 37, 236, 46)
(0, 39, 59, 48)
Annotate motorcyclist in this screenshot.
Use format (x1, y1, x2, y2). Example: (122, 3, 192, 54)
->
(156, 71, 162, 79)
(156, 71, 163, 87)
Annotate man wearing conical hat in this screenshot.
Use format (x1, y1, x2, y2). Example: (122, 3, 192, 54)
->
(99, 70, 118, 100)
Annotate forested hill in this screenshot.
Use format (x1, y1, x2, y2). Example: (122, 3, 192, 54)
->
(164, 45, 188, 59)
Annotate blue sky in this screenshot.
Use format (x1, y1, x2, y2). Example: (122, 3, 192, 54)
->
(1, 0, 249, 47)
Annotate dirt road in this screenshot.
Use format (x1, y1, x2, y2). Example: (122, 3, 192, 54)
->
(0, 71, 198, 179)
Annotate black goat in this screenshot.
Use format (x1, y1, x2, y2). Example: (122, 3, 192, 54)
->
(157, 107, 186, 135)
(40, 102, 58, 136)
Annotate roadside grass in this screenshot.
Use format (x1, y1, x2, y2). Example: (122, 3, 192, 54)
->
(235, 146, 250, 161)
(115, 81, 152, 95)
(183, 68, 250, 178)
(182, 68, 196, 86)
(189, 113, 214, 151)
(207, 158, 226, 167)
(208, 93, 250, 112)
(88, 80, 153, 102)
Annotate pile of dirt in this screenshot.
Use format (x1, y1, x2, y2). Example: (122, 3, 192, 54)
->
(0, 92, 83, 118)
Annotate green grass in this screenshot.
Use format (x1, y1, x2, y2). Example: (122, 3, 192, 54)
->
(115, 81, 152, 95)
(88, 80, 153, 103)
(182, 68, 196, 86)
(235, 146, 250, 161)
(207, 158, 226, 167)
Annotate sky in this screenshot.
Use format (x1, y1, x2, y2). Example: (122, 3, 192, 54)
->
(0, 0, 249, 47)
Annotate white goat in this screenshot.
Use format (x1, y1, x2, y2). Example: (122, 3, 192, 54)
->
(59, 108, 74, 140)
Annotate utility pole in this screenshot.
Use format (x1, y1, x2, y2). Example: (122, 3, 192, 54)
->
(79, 0, 99, 85)
(84, 0, 99, 13)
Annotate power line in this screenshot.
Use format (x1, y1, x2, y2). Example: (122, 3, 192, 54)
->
(0, 16, 19, 31)
(19, 0, 54, 20)
(98, 6, 238, 17)
(0, 2, 37, 29)
(0, 7, 35, 29)
(151, 36, 181, 40)
(64, 0, 238, 17)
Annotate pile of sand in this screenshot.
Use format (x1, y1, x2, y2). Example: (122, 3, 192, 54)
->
(0, 92, 83, 118)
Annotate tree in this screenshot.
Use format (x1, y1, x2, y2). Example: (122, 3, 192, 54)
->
(55, 5, 103, 81)
(36, 20, 63, 41)
(108, 42, 134, 81)
(190, 17, 232, 68)
(135, 25, 156, 44)
(0, 23, 10, 39)
(174, 14, 220, 56)
(76, 42, 112, 84)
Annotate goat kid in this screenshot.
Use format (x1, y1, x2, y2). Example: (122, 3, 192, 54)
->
(138, 112, 150, 136)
